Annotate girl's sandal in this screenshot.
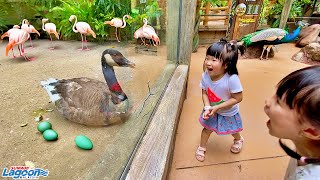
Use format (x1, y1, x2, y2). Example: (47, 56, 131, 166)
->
(230, 137, 244, 154)
(195, 146, 206, 162)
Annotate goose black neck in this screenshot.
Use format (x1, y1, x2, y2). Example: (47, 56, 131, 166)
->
(101, 58, 127, 102)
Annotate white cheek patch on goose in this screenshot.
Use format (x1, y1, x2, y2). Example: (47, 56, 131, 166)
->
(104, 54, 119, 67)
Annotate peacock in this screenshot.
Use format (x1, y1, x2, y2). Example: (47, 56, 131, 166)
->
(40, 49, 135, 126)
(239, 21, 308, 60)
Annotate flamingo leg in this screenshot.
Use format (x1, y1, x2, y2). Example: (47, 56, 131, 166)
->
(115, 28, 120, 42)
(18, 45, 23, 56)
(29, 37, 34, 48)
(11, 48, 16, 58)
(140, 38, 146, 46)
(49, 34, 54, 50)
(78, 34, 84, 51)
(84, 35, 90, 51)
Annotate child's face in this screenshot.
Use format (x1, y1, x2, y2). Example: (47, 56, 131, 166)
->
(204, 55, 226, 78)
(264, 94, 301, 140)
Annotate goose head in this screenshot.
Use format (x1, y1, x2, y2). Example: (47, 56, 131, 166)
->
(102, 49, 135, 68)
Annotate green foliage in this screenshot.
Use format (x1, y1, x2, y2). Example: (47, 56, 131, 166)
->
(45, 0, 116, 41)
(130, 0, 162, 31)
(266, 0, 312, 28)
(0, 0, 162, 41)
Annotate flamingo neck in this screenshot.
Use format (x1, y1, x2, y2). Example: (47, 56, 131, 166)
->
(101, 60, 127, 103)
(120, 15, 128, 28)
(72, 17, 78, 33)
(42, 21, 45, 31)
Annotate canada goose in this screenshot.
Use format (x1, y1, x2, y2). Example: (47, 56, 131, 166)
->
(41, 49, 135, 126)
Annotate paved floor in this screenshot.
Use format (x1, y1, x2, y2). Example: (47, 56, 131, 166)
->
(168, 43, 309, 179)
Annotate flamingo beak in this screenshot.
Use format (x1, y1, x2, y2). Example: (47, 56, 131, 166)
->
(104, 21, 112, 25)
(33, 29, 40, 36)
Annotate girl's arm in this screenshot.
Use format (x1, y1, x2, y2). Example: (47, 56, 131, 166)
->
(202, 89, 210, 106)
(208, 92, 243, 116)
(202, 89, 211, 120)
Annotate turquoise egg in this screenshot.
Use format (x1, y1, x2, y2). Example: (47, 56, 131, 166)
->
(75, 135, 93, 150)
(43, 129, 58, 141)
(37, 121, 52, 133)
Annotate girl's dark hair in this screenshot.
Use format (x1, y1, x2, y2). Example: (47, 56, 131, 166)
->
(276, 65, 320, 128)
(206, 38, 245, 75)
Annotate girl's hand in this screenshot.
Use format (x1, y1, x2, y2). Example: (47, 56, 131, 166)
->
(202, 110, 210, 120)
(208, 106, 219, 116)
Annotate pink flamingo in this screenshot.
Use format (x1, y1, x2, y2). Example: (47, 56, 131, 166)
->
(1, 25, 21, 56)
(5, 29, 33, 61)
(69, 15, 96, 51)
(134, 26, 146, 45)
(21, 19, 40, 48)
(142, 18, 160, 46)
(104, 15, 132, 42)
(42, 18, 59, 50)
(1, 25, 20, 39)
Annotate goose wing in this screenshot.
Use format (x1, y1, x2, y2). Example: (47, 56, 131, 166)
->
(54, 77, 119, 126)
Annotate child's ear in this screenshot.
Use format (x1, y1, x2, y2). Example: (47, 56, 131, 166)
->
(302, 127, 320, 140)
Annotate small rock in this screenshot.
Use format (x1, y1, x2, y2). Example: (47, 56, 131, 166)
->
(20, 123, 28, 127)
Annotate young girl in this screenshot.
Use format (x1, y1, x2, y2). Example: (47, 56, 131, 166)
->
(264, 65, 320, 179)
(196, 39, 245, 162)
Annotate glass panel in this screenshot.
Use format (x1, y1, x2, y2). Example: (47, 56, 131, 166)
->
(0, 0, 176, 179)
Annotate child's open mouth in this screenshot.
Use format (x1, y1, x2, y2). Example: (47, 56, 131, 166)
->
(207, 67, 213, 71)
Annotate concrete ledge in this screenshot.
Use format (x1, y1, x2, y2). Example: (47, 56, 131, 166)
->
(125, 65, 189, 179)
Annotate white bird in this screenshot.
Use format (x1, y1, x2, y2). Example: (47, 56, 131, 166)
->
(42, 18, 59, 49)
(69, 15, 96, 51)
(142, 18, 160, 46)
(21, 19, 40, 48)
(104, 15, 132, 42)
(5, 29, 32, 61)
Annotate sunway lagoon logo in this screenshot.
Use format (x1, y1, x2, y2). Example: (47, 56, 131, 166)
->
(2, 161, 49, 179)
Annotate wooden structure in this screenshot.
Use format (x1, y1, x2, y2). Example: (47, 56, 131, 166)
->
(230, 0, 264, 40)
(279, 0, 294, 29)
(200, 0, 232, 28)
(126, 65, 188, 179)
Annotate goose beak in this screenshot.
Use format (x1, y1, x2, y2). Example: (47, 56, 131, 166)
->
(123, 58, 136, 68)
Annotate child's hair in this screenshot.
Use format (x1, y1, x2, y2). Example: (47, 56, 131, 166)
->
(206, 38, 245, 75)
(276, 65, 320, 128)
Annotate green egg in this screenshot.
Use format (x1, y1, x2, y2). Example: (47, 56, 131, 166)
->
(75, 135, 93, 150)
(37, 121, 52, 133)
(43, 129, 58, 141)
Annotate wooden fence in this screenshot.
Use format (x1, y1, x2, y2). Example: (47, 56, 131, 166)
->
(199, 0, 233, 28)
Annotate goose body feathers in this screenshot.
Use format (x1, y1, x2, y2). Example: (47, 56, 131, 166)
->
(41, 49, 135, 126)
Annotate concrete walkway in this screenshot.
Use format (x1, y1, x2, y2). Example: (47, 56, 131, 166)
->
(168, 43, 309, 179)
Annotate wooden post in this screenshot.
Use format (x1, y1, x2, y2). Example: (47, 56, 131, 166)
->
(203, 2, 210, 26)
(167, 0, 197, 65)
(225, 0, 233, 25)
(167, 0, 180, 62)
(279, 0, 294, 29)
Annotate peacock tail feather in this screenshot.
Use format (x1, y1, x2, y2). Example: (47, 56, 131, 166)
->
(240, 31, 261, 46)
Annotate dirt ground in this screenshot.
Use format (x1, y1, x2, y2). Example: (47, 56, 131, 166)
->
(0, 39, 170, 179)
